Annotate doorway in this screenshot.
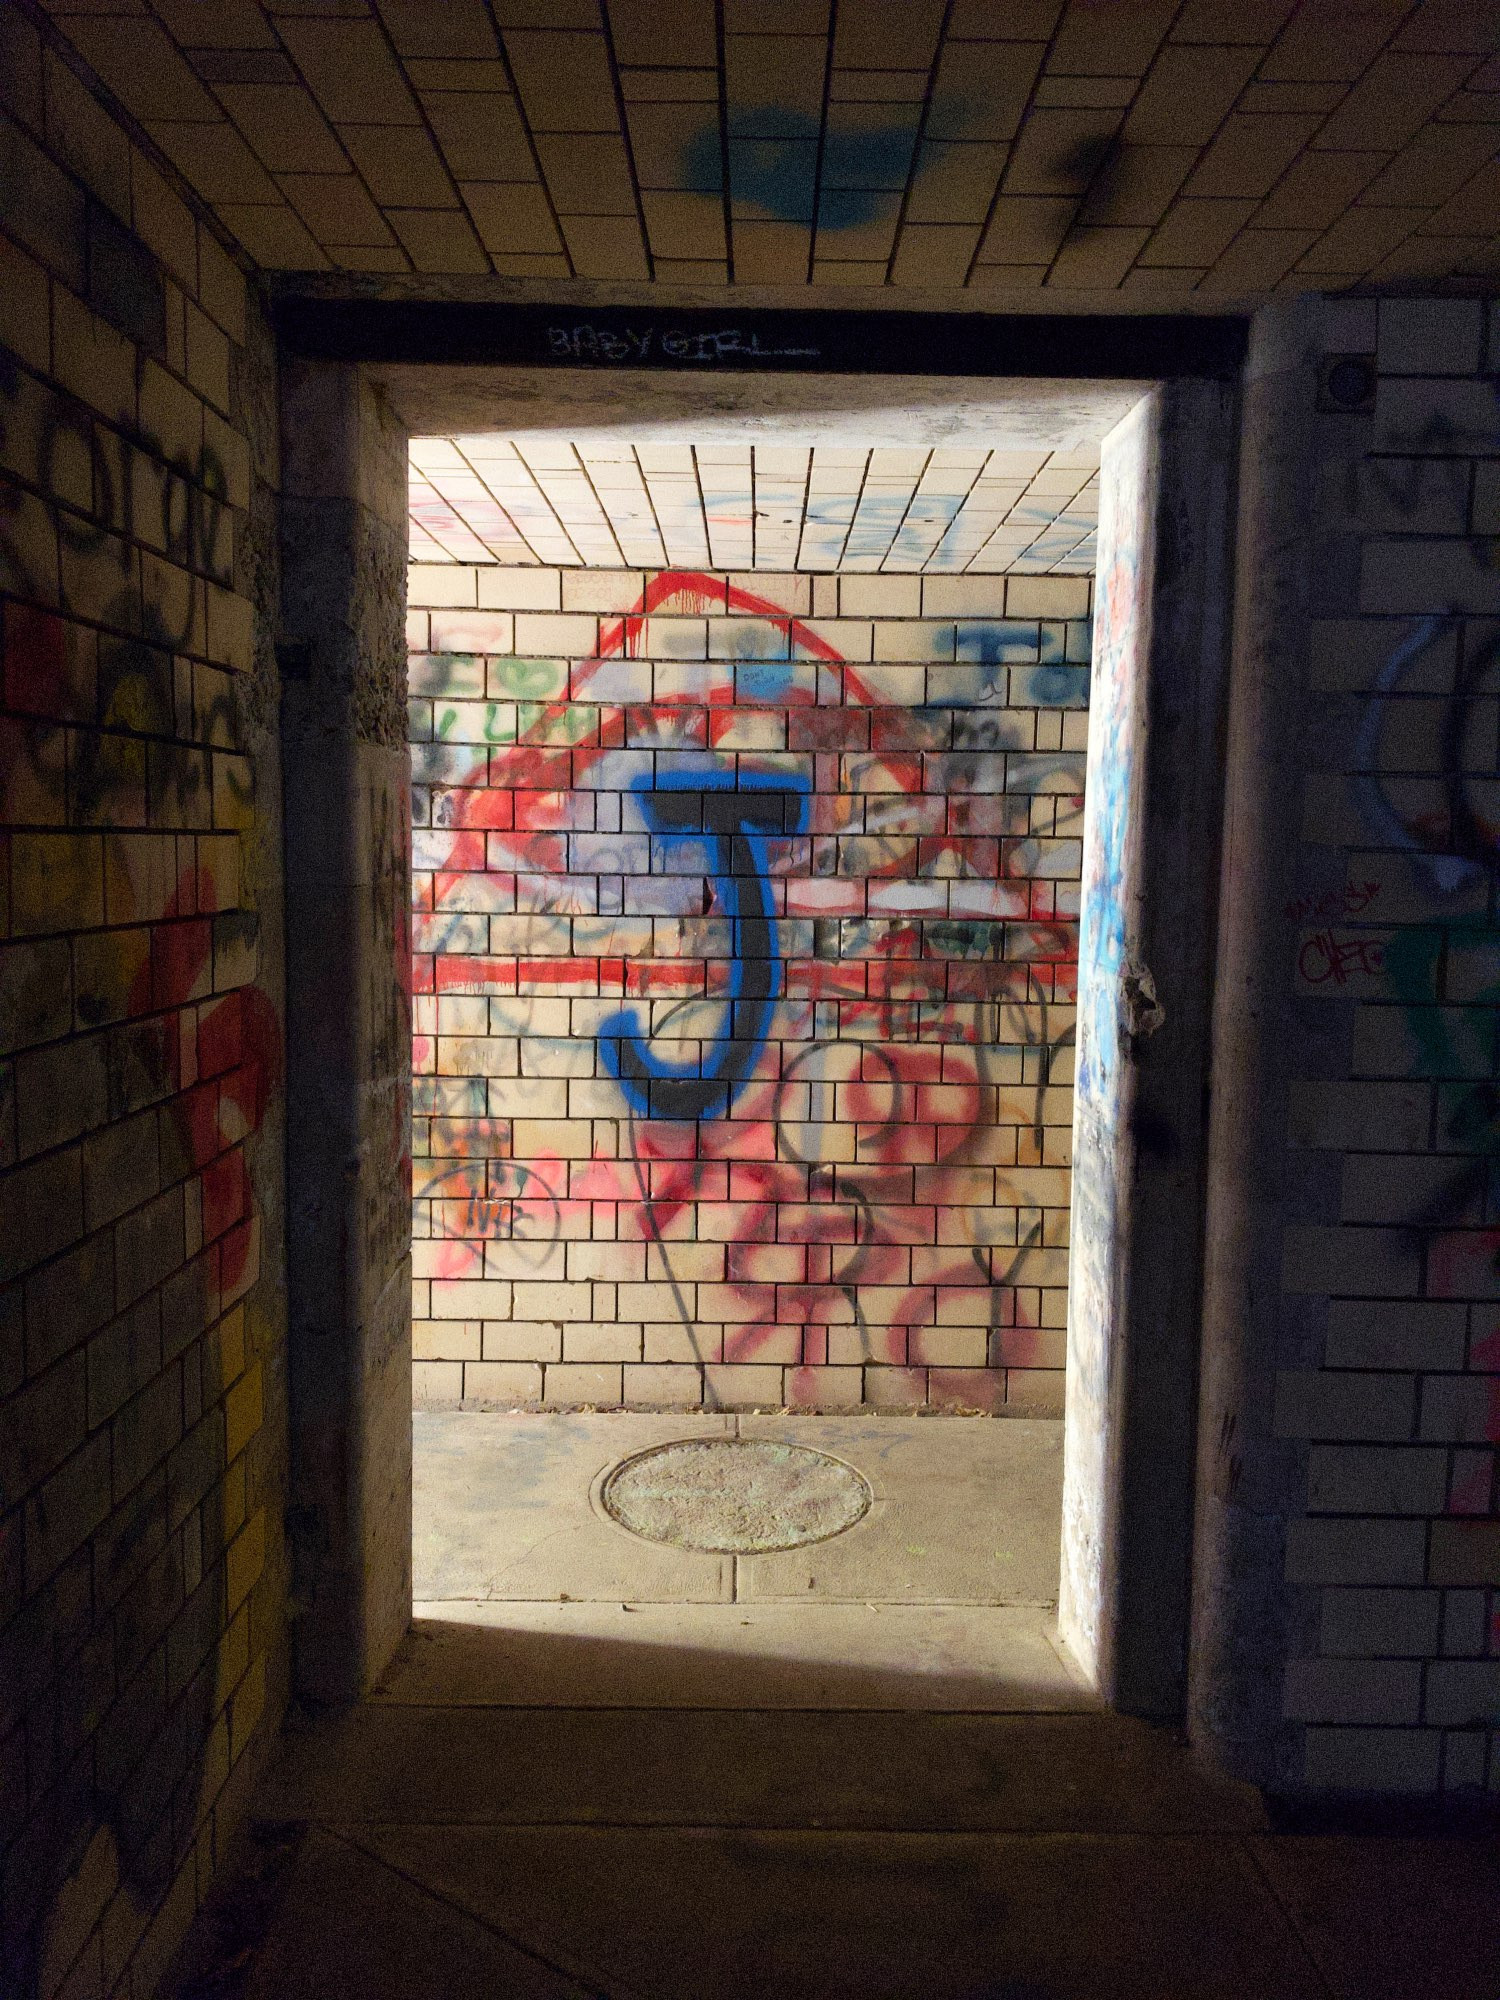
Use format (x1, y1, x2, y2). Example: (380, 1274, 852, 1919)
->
(277, 316, 1239, 1720)
(396, 368, 1181, 1713)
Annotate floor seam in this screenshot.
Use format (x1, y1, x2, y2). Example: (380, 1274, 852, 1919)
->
(315, 1818, 1265, 1839)
(325, 1823, 631, 1999)
(363, 1705, 1102, 1717)
(352, 1700, 1103, 1714)
(410, 1597, 1066, 1607)
(1237, 1833, 1340, 1999)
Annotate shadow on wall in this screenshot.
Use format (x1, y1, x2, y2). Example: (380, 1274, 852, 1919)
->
(1333, 608, 1500, 1508)
(1, 346, 280, 1988)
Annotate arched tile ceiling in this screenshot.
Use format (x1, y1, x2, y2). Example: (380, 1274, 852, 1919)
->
(36, 0, 1500, 300)
(408, 438, 1100, 572)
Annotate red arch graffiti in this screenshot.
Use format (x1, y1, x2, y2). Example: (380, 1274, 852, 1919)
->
(414, 569, 1080, 1391)
(125, 868, 281, 1306)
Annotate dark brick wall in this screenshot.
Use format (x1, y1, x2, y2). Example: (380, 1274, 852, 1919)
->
(0, 10, 288, 1994)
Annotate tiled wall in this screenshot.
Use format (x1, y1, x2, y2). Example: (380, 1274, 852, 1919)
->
(1, 16, 285, 1996)
(34, 1, 1500, 299)
(408, 562, 1091, 1414)
(1271, 298, 1500, 1795)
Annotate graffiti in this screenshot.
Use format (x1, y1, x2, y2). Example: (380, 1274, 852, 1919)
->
(1, 351, 234, 615)
(1075, 539, 1138, 1101)
(1297, 930, 1385, 986)
(1355, 391, 1500, 522)
(131, 867, 280, 1297)
(600, 773, 810, 1119)
(1, 592, 277, 1301)
(1284, 882, 1379, 924)
(1320, 604, 1500, 1554)
(545, 324, 820, 365)
(1, 356, 249, 844)
(412, 567, 1090, 1403)
(1, 343, 277, 1986)
(1350, 624, 1500, 1165)
(680, 109, 925, 232)
(1367, 622, 1500, 897)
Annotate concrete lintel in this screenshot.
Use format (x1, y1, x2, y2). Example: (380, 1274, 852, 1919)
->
(376, 365, 1144, 451)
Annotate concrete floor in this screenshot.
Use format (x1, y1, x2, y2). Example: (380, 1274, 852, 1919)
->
(406, 1410, 1085, 1711)
(166, 1412, 1500, 1999)
(175, 1711, 1500, 2000)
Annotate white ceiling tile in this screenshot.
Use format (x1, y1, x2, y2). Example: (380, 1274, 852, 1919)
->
(410, 438, 1099, 575)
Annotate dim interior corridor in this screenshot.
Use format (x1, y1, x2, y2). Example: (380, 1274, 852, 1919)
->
(176, 1675, 1500, 2000)
(11, 5, 1500, 1993)
(172, 1411, 1500, 1998)
(169, 373, 1500, 2000)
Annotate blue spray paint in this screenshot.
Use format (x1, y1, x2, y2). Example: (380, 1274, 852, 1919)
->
(1075, 556, 1137, 1102)
(600, 771, 809, 1119)
(1353, 612, 1477, 896)
(682, 113, 926, 226)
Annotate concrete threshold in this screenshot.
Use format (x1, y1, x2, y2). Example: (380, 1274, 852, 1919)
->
(387, 1599, 1095, 1711)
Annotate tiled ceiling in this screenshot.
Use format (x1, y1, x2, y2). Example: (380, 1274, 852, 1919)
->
(408, 439, 1099, 572)
(38, 0, 1500, 298)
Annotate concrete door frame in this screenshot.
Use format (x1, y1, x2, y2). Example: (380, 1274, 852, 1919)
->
(274, 309, 1241, 1719)
(279, 360, 414, 1706)
(1062, 379, 1239, 1716)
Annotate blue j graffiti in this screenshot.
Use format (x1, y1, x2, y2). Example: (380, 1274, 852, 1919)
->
(601, 772, 809, 1121)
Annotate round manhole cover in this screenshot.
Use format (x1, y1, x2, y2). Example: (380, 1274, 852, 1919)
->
(601, 1438, 872, 1554)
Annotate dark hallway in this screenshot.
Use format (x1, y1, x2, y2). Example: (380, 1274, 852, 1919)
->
(4, 1, 1500, 1993)
(167, 1702, 1500, 2000)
